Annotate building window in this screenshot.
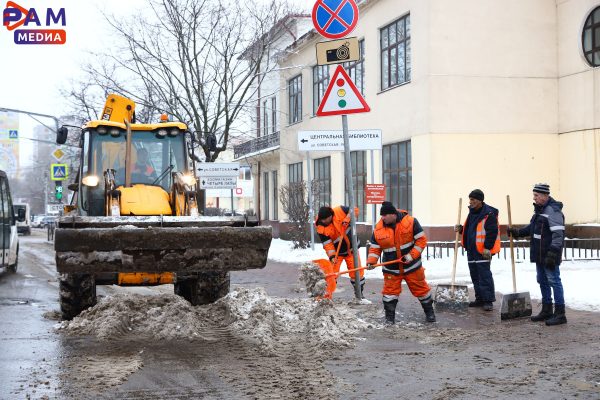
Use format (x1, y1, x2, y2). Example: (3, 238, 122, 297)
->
(382, 141, 412, 213)
(272, 170, 278, 220)
(313, 65, 330, 114)
(263, 171, 269, 220)
(351, 151, 366, 221)
(271, 96, 277, 134)
(262, 99, 269, 137)
(313, 156, 331, 208)
(288, 162, 303, 183)
(381, 14, 411, 90)
(583, 6, 600, 67)
(288, 75, 302, 124)
(344, 39, 365, 95)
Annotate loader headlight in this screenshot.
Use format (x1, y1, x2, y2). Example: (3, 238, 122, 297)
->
(82, 175, 100, 187)
(181, 174, 196, 186)
(97, 127, 108, 135)
(110, 128, 121, 137)
(168, 128, 180, 137)
(156, 129, 168, 138)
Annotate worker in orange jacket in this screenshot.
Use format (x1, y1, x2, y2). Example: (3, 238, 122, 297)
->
(367, 201, 435, 324)
(315, 205, 364, 296)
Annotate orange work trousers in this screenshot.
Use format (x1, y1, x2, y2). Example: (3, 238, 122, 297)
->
(382, 267, 431, 301)
(333, 254, 365, 282)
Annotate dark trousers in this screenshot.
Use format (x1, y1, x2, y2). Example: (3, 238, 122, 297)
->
(467, 257, 495, 303)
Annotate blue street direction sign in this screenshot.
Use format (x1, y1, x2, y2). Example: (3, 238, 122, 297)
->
(51, 164, 68, 181)
(8, 130, 18, 139)
(312, 0, 359, 39)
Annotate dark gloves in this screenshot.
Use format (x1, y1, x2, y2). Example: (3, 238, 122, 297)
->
(329, 256, 336, 263)
(545, 251, 558, 270)
(508, 227, 520, 238)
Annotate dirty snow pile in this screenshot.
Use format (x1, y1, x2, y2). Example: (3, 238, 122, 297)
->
(299, 262, 328, 297)
(434, 286, 469, 305)
(56, 288, 370, 349)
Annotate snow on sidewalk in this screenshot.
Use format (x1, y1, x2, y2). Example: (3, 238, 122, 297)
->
(268, 238, 600, 312)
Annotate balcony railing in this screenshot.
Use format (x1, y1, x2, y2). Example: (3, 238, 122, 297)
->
(234, 131, 280, 159)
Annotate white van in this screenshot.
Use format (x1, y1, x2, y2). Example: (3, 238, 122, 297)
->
(1, 170, 21, 272)
(13, 202, 31, 235)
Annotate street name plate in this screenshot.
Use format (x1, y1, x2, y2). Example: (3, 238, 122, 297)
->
(197, 162, 240, 177)
(298, 129, 382, 151)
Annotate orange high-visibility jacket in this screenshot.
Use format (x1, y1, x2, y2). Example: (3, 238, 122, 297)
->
(461, 214, 501, 255)
(367, 210, 427, 274)
(315, 206, 359, 257)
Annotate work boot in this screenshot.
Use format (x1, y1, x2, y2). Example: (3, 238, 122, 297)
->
(421, 300, 436, 322)
(383, 300, 397, 325)
(482, 302, 493, 311)
(545, 305, 567, 326)
(360, 283, 366, 299)
(469, 300, 484, 308)
(531, 303, 554, 322)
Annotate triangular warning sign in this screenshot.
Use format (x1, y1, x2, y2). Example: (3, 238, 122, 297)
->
(316, 65, 370, 117)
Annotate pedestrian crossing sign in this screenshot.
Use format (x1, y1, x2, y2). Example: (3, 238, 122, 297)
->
(51, 164, 68, 181)
(9, 130, 18, 139)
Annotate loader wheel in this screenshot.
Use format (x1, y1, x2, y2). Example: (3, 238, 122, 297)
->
(59, 273, 97, 320)
(175, 272, 230, 306)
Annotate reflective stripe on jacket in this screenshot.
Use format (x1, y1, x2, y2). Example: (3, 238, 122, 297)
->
(367, 210, 426, 274)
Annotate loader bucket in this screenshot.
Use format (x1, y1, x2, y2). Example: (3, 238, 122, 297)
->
(54, 216, 272, 275)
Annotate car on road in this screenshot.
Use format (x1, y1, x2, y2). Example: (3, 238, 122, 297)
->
(13, 203, 31, 235)
(40, 215, 57, 228)
(32, 215, 45, 228)
(0, 170, 22, 272)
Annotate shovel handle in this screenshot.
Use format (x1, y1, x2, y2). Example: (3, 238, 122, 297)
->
(507, 195, 517, 293)
(326, 258, 406, 278)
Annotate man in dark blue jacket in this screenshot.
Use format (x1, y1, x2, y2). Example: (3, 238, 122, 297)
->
(509, 183, 566, 326)
(455, 189, 500, 311)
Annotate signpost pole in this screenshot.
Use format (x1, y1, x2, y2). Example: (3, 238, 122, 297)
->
(342, 115, 362, 300)
(370, 149, 376, 231)
(307, 151, 315, 250)
(231, 189, 234, 215)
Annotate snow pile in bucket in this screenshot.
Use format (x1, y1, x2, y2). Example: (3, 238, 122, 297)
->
(55, 288, 370, 349)
(434, 286, 469, 304)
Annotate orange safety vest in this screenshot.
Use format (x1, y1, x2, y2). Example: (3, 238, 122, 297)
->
(315, 206, 359, 257)
(461, 214, 501, 255)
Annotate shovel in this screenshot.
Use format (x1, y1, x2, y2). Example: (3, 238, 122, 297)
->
(311, 236, 345, 299)
(500, 195, 532, 320)
(325, 257, 407, 279)
(434, 198, 469, 310)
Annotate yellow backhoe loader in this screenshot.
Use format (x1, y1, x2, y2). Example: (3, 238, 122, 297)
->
(55, 94, 271, 320)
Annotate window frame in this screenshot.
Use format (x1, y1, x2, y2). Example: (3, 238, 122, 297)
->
(288, 162, 303, 184)
(313, 156, 331, 208)
(263, 171, 270, 220)
(582, 6, 600, 67)
(343, 39, 365, 95)
(382, 140, 412, 213)
(272, 170, 278, 220)
(380, 14, 411, 91)
(262, 99, 269, 137)
(312, 65, 330, 115)
(271, 96, 277, 134)
(288, 74, 303, 125)
(350, 150, 367, 221)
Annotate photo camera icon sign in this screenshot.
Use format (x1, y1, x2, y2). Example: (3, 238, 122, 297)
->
(326, 42, 350, 63)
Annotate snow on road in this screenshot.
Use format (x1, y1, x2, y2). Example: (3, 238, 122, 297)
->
(269, 238, 600, 312)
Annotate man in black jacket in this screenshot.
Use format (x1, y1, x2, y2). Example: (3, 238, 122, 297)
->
(454, 189, 500, 311)
(509, 183, 566, 326)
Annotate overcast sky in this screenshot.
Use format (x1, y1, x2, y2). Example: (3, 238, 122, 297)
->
(1, 0, 314, 144)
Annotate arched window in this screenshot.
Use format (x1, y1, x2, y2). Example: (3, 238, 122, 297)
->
(582, 6, 600, 67)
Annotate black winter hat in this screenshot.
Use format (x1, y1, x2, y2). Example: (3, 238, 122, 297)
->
(533, 183, 550, 194)
(316, 206, 334, 224)
(380, 201, 397, 215)
(469, 189, 484, 202)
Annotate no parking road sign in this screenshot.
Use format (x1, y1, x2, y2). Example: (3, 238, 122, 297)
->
(312, 0, 359, 39)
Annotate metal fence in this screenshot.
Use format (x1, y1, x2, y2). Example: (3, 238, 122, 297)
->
(424, 238, 600, 261)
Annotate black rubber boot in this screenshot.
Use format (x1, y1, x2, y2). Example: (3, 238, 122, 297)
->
(383, 300, 397, 325)
(421, 300, 436, 322)
(545, 305, 567, 326)
(360, 283, 365, 299)
(531, 303, 554, 322)
(469, 300, 484, 308)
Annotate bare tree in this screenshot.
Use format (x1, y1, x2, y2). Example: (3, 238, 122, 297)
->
(279, 181, 320, 249)
(63, 0, 294, 161)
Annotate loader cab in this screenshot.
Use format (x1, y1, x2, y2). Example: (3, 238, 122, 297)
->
(78, 121, 190, 216)
(0, 170, 20, 272)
